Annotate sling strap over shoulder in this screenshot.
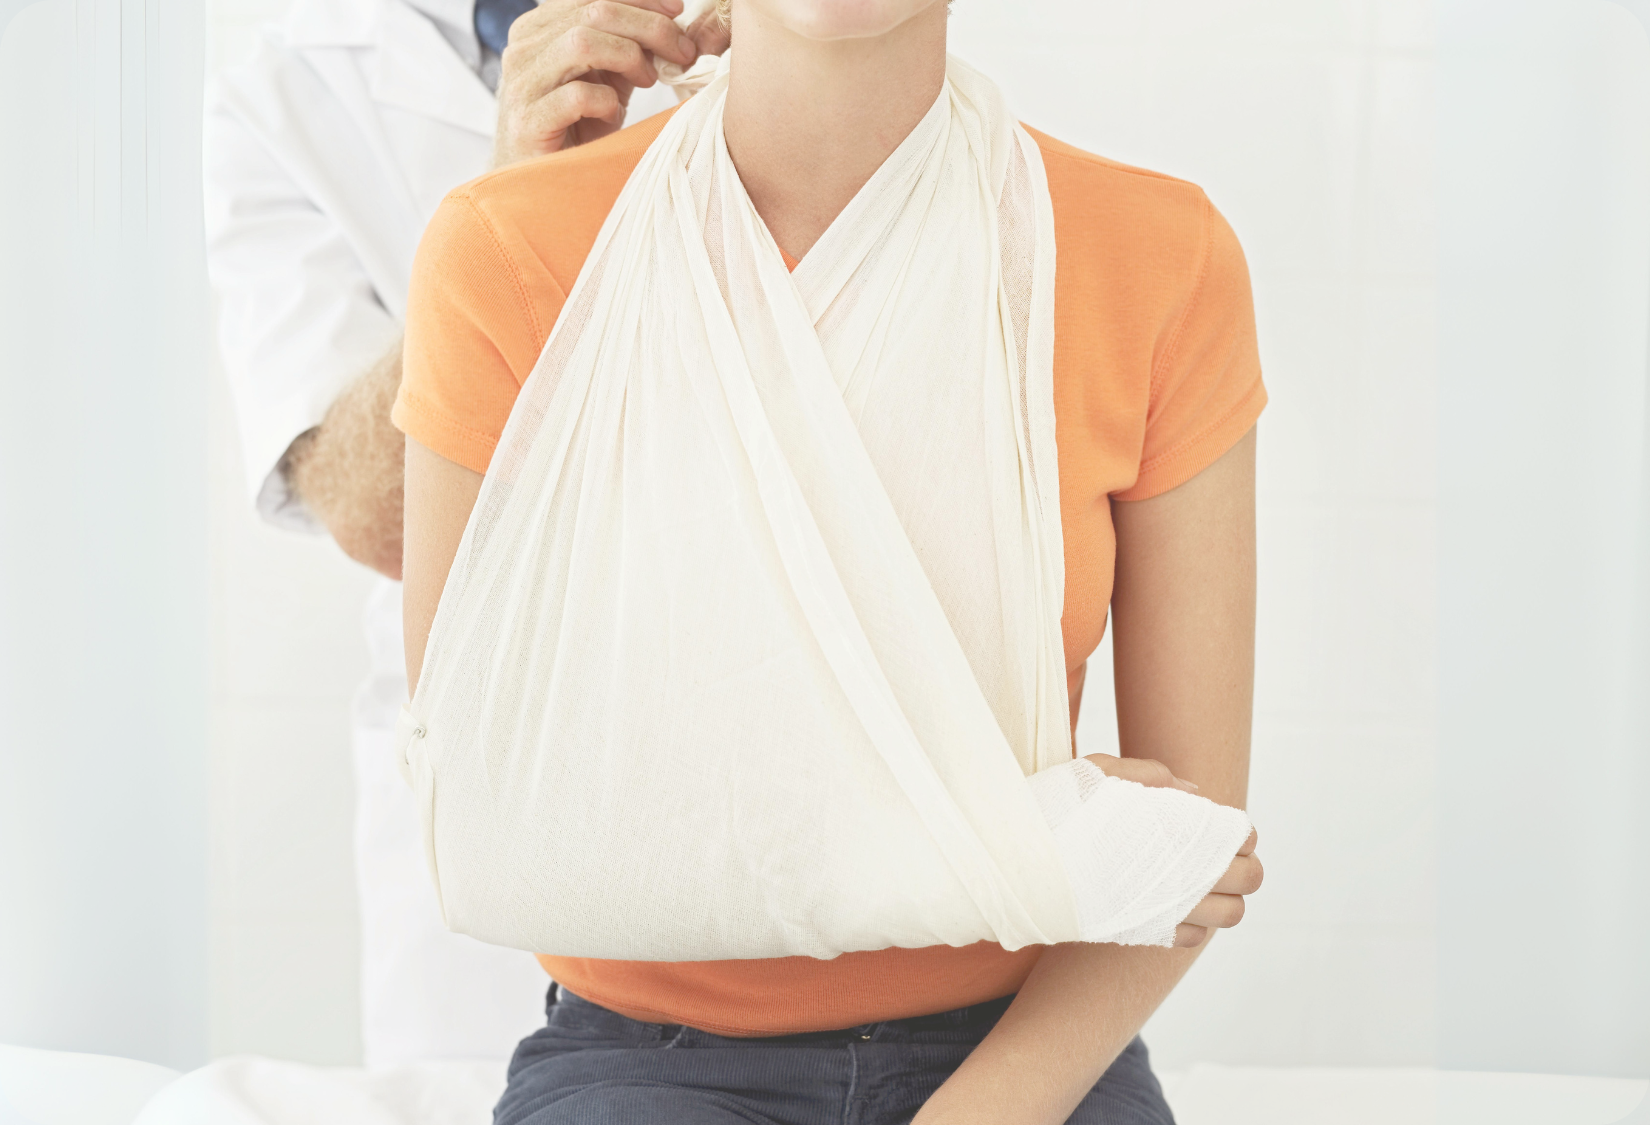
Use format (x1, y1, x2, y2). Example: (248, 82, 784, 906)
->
(400, 56, 1252, 962)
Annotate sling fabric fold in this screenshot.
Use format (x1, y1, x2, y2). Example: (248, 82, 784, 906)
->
(399, 55, 1252, 961)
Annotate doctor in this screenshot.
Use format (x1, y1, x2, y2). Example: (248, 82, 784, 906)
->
(203, 0, 727, 1067)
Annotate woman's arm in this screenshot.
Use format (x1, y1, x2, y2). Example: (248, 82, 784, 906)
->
(402, 436, 485, 688)
(914, 426, 1259, 1125)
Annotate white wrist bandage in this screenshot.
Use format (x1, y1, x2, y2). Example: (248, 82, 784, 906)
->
(1028, 758, 1252, 947)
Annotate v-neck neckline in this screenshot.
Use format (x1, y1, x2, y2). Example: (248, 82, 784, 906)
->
(719, 75, 952, 288)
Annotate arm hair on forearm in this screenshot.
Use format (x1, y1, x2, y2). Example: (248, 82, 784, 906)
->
(283, 339, 407, 579)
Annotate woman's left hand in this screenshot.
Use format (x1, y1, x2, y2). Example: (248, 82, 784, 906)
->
(1081, 752, 1264, 947)
(1175, 825, 1262, 947)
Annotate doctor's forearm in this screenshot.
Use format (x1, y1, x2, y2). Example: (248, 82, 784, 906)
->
(285, 339, 407, 579)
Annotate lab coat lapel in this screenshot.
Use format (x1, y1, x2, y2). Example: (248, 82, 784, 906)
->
(283, 0, 495, 245)
(285, 0, 377, 48)
(370, 0, 496, 138)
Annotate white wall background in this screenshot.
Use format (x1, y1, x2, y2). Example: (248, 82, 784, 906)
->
(1438, 0, 1650, 1079)
(200, 0, 378, 1066)
(0, 0, 211, 1071)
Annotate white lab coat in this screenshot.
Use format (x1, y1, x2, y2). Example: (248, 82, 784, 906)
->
(203, 0, 676, 1067)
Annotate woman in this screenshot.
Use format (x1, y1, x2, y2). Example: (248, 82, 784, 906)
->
(396, 0, 1266, 1121)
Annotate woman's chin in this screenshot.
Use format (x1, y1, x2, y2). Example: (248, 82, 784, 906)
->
(748, 0, 944, 42)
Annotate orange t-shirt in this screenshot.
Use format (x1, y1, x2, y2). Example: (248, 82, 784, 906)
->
(393, 107, 1265, 1037)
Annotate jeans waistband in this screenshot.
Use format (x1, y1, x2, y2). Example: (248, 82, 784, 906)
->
(550, 983, 1016, 1046)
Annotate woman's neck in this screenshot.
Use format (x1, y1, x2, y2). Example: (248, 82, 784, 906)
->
(721, 4, 948, 262)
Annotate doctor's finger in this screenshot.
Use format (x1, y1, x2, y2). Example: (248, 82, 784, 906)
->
(505, 0, 680, 45)
(682, 2, 730, 56)
(501, 0, 686, 83)
(500, 79, 624, 159)
(535, 80, 627, 135)
(502, 39, 644, 117)
(583, 0, 699, 67)
(585, 0, 687, 20)
(545, 25, 664, 92)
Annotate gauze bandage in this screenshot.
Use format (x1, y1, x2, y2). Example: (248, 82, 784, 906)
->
(652, 0, 724, 101)
(398, 55, 1252, 961)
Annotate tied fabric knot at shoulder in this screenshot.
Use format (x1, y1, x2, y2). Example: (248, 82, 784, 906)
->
(650, 0, 725, 99)
(399, 53, 1253, 961)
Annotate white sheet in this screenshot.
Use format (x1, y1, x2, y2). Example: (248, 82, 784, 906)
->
(0, 1044, 178, 1125)
(1160, 1064, 1648, 1125)
(129, 1057, 503, 1125)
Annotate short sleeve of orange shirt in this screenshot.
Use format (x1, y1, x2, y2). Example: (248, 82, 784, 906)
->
(392, 109, 1266, 1038)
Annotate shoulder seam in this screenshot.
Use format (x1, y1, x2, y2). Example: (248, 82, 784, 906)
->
(1026, 126, 1202, 190)
(453, 191, 545, 347)
(1147, 191, 1215, 407)
(398, 385, 505, 450)
(1125, 372, 1264, 497)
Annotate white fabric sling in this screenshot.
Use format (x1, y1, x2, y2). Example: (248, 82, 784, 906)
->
(397, 54, 1253, 962)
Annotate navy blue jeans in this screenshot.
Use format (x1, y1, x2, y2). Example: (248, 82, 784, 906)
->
(496, 984, 1175, 1125)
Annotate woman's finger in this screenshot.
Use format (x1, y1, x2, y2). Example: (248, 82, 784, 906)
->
(1174, 923, 1208, 948)
(1236, 826, 1258, 856)
(1211, 852, 1263, 896)
(1181, 892, 1246, 931)
(1081, 753, 1198, 793)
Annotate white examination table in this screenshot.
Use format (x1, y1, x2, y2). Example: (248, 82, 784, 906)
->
(2, 1042, 1645, 1125)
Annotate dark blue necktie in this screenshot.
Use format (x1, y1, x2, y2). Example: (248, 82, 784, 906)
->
(475, 0, 536, 55)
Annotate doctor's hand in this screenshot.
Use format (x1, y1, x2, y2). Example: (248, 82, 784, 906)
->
(1081, 753, 1264, 950)
(493, 0, 730, 167)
